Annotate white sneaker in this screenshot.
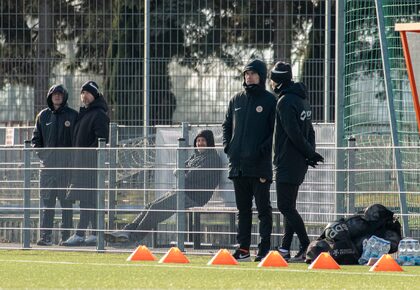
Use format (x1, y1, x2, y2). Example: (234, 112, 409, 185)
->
(84, 235, 97, 246)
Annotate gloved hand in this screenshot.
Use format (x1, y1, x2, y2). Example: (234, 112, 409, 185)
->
(307, 152, 324, 168)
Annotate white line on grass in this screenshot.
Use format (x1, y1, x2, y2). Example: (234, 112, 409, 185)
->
(0, 259, 418, 278)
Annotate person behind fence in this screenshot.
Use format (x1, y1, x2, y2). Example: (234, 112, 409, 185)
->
(62, 80, 110, 247)
(222, 59, 277, 262)
(32, 84, 78, 246)
(270, 61, 324, 262)
(104, 129, 222, 244)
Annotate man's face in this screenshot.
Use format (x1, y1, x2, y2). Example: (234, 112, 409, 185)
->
(270, 79, 278, 90)
(195, 136, 208, 152)
(244, 70, 260, 85)
(81, 91, 95, 106)
(51, 92, 64, 106)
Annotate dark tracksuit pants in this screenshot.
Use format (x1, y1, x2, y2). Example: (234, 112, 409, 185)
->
(125, 190, 213, 242)
(233, 177, 272, 251)
(76, 196, 97, 237)
(276, 182, 310, 251)
(40, 193, 73, 240)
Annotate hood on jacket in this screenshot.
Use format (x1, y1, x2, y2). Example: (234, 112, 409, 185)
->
(46, 84, 68, 110)
(242, 59, 267, 87)
(194, 130, 215, 147)
(281, 81, 308, 99)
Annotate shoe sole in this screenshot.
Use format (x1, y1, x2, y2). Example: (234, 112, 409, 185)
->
(235, 256, 251, 262)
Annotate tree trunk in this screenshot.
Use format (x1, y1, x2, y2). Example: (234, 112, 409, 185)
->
(273, 1, 292, 62)
(34, 0, 53, 117)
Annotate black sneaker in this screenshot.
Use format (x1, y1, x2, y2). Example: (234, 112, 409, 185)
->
(289, 248, 307, 263)
(104, 231, 130, 243)
(276, 247, 291, 261)
(36, 237, 52, 246)
(254, 250, 269, 262)
(232, 248, 251, 262)
(254, 243, 270, 262)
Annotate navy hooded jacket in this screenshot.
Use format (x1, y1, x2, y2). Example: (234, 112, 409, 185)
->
(222, 59, 277, 180)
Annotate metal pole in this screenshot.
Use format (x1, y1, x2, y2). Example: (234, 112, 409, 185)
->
(176, 137, 187, 251)
(96, 138, 106, 251)
(375, 0, 409, 236)
(324, 0, 331, 122)
(335, 0, 346, 218)
(23, 140, 31, 248)
(108, 122, 118, 229)
(143, 0, 150, 139)
(347, 137, 356, 214)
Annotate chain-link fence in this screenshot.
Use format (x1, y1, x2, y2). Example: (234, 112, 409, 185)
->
(1, 0, 334, 125)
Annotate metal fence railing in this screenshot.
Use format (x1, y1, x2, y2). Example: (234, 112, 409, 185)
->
(0, 128, 419, 254)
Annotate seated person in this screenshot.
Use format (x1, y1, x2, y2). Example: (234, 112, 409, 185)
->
(105, 129, 222, 243)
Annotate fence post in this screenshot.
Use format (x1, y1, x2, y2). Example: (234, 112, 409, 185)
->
(347, 137, 356, 214)
(96, 138, 106, 251)
(108, 122, 118, 229)
(23, 140, 31, 248)
(176, 135, 187, 251)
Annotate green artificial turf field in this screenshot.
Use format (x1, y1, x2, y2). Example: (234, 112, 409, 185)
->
(0, 250, 419, 289)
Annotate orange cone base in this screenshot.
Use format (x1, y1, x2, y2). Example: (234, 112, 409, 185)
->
(158, 247, 190, 264)
(258, 250, 288, 267)
(207, 249, 238, 266)
(127, 245, 157, 261)
(369, 254, 403, 272)
(308, 252, 341, 270)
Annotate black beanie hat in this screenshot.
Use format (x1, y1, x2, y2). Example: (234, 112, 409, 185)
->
(270, 61, 292, 84)
(194, 130, 215, 148)
(81, 80, 100, 99)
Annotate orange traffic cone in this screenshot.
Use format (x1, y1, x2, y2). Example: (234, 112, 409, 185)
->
(127, 245, 157, 261)
(257, 251, 288, 267)
(158, 247, 190, 264)
(369, 254, 403, 272)
(308, 252, 341, 270)
(207, 249, 238, 266)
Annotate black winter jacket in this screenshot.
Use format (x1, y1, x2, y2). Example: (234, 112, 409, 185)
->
(184, 149, 222, 192)
(222, 86, 276, 180)
(32, 93, 78, 167)
(73, 95, 110, 147)
(274, 82, 316, 185)
(67, 95, 110, 201)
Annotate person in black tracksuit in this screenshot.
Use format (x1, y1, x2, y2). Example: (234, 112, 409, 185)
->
(222, 59, 277, 262)
(32, 84, 78, 246)
(270, 61, 324, 262)
(62, 80, 110, 246)
(104, 130, 222, 244)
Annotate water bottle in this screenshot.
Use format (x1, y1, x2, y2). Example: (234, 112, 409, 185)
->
(370, 236, 380, 259)
(358, 236, 375, 264)
(398, 238, 416, 266)
(414, 240, 420, 266)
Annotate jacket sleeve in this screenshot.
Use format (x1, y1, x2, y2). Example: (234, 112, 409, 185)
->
(278, 97, 315, 158)
(222, 98, 233, 154)
(32, 113, 43, 148)
(90, 111, 110, 147)
(259, 98, 276, 156)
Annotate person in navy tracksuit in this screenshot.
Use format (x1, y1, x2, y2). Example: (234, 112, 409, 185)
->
(223, 59, 277, 262)
(270, 61, 324, 262)
(32, 84, 78, 246)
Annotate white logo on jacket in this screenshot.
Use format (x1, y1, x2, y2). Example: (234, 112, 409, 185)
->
(256, 106, 263, 113)
(300, 110, 312, 121)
